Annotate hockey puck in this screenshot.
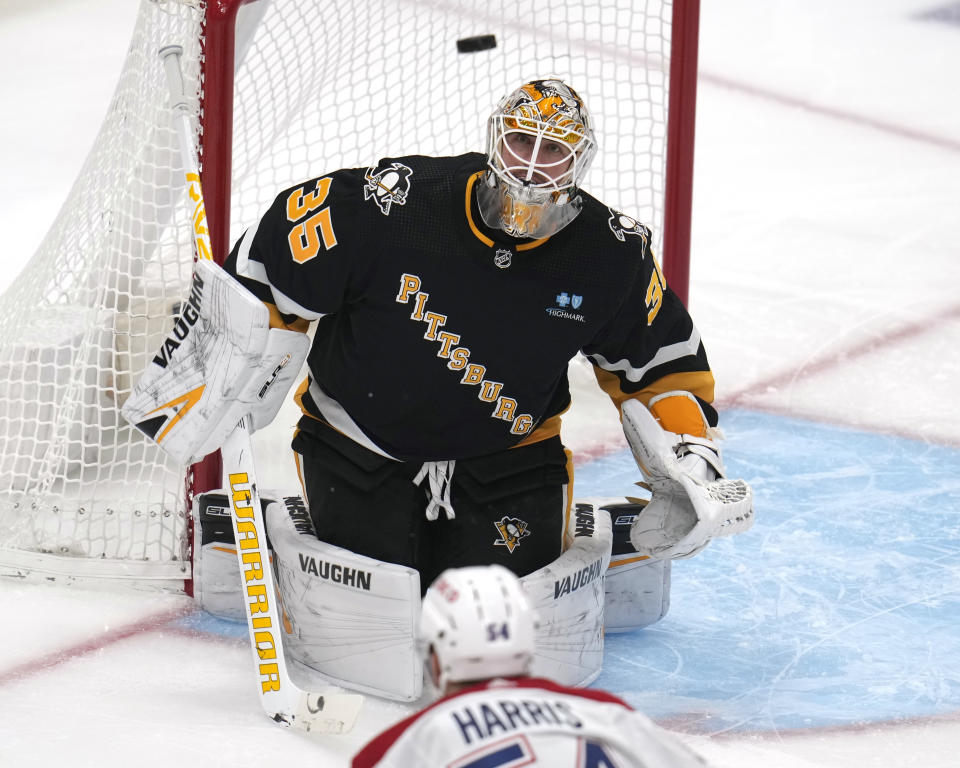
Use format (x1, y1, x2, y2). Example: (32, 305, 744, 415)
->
(456, 34, 497, 53)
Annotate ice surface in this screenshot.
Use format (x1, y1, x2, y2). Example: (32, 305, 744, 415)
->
(588, 412, 960, 732)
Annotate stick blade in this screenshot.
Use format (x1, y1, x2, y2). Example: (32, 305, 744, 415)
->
(293, 692, 364, 734)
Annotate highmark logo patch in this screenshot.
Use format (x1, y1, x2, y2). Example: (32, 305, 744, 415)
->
(546, 291, 586, 323)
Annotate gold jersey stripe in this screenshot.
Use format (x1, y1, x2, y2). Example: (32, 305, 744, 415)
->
(592, 367, 716, 413)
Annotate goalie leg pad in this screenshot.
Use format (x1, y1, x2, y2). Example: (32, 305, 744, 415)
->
(266, 497, 423, 702)
(605, 557, 671, 632)
(520, 501, 612, 687)
(193, 489, 279, 621)
(604, 501, 671, 632)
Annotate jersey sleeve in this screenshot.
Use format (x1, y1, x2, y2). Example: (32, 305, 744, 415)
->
(582, 231, 718, 427)
(223, 167, 367, 328)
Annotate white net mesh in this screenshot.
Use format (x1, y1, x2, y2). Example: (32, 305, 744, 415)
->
(0, 0, 680, 588)
(227, 0, 674, 250)
(0, 1, 204, 584)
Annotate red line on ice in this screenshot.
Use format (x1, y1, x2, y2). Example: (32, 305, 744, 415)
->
(0, 603, 193, 686)
(701, 72, 960, 152)
(718, 302, 960, 446)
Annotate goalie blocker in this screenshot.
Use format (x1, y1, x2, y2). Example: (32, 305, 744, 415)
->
(120, 258, 309, 466)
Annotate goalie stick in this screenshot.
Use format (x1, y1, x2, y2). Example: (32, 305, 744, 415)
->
(159, 44, 362, 733)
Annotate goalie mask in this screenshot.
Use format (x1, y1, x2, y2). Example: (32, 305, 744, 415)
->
(419, 565, 536, 694)
(478, 78, 597, 238)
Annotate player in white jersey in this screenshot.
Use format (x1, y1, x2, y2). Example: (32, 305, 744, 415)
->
(351, 565, 708, 767)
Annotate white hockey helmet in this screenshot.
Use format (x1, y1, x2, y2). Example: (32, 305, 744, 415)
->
(419, 565, 537, 692)
(478, 78, 597, 238)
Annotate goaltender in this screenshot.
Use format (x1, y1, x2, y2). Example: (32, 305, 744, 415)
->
(217, 77, 737, 580)
(123, 78, 753, 701)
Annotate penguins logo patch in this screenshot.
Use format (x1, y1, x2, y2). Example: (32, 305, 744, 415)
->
(363, 162, 413, 215)
(607, 208, 650, 244)
(493, 516, 531, 553)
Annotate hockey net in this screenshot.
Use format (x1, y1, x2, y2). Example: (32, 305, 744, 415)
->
(0, 0, 698, 591)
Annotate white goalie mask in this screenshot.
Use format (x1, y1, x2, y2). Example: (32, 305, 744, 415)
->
(478, 78, 598, 238)
(418, 565, 537, 694)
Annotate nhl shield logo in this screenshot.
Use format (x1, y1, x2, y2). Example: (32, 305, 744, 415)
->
(363, 161, 413, 215)
(494, 249, 513, 269)
(493, 516, 531, 553)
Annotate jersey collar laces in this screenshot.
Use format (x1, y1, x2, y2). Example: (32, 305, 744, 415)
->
(414, 460, 457, 520)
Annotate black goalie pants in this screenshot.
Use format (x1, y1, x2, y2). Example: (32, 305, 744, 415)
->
(292, 424, 572, 592)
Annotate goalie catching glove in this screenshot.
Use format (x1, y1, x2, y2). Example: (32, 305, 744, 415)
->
(622, 392, 753, 559)
(121, 258, 310, 465)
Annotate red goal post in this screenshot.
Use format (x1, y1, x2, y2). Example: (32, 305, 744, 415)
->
(0, 0, 699, 591)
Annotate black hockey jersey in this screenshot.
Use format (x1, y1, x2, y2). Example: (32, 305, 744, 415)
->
(225, 153, 715, 462)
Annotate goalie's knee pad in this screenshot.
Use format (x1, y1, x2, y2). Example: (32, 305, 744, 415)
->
(266, 497, 423, 702)
(521, 501, 612, 687)
(192, 489, 276, 621)
(603, 501, 671, 632)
